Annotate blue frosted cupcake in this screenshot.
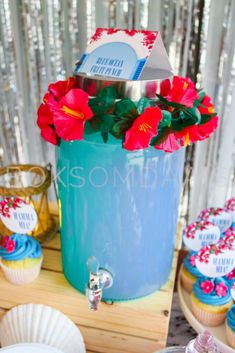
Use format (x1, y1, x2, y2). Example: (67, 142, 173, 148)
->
(191, 277, 233, 326)
(226, 305, 235, 348)
(0, 234, 43, 285)
(181, 251, 203, 293)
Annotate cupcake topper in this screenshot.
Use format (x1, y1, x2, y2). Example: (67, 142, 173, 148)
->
(183, 221, 220, 251)
(0, 197, 38, 234)
(220, 227, 235, 250)
(185, 331, 219, 353)
(198, 208, 232, 233)
(195, 242, 235, 277)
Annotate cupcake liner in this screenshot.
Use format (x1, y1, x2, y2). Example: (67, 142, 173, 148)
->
(226, 321, 235, 348)
(181, 269, 196, 293)
(191, 295, 227, 326)
(0, 304, 86, 353)
(0, 257, 43, 285)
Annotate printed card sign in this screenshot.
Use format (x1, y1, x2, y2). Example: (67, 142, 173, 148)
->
(195, 244, 235, 278)
(0, 197, 38, 234)
(183, 221, 220, 251)
(74, 28, 173, 81)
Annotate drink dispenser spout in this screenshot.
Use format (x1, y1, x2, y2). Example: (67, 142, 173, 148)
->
(86, 256, 113, 311)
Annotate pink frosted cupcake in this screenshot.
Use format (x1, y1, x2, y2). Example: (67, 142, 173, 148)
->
(226, 304, 235, 348)
(191, 277, 233, 326)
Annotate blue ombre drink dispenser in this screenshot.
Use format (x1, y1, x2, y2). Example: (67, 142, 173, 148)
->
(57, 29, 185, 308)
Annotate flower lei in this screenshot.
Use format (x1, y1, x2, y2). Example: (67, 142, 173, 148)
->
(37, 76, 218, 152)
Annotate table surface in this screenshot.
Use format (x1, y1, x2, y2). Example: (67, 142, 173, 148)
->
(0, 214, 182, 353)
(167, 293, 196, 347)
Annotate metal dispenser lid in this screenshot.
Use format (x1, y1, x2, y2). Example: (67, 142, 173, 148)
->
(74, 73, 172, 101)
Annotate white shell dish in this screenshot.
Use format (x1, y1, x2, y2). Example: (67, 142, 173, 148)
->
(0, 304, 86, 353)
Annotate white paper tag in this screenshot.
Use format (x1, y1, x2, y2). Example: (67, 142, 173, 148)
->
(231, 283, 235, 301)
(221, 227, 235, 250)
(183, 221, 220, 251)
(74, 28, 173, 80)
(196, 243, 235, 277)
(0, 197, 38, 234)
(198, 207, 232, 233)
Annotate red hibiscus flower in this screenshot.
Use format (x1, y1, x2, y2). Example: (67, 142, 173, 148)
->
(198, 95, 215, 116)
(215, 282, 228, 297)
(37, 77, 75, 145)
(154, 133, 180, 153)
(48, 77, 75, 102)
(200, 280, 214, 294)
(37, 101, 58, 145)
(175, 116, 219, 147)
(53, 89, 93, 141)
(160, 76, 199, 108)
(123, 107, 162, 151)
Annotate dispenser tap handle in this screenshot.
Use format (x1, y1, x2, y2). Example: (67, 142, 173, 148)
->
(86, 256, 100, 275)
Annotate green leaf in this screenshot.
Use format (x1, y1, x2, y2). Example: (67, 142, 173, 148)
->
(137, 97, 151, 115)
(89, 114, 116, 134)
(101, 131, 109, 143)
(199, 113, 217, 124)
(112, 118, 134, 139)
(193, 90, 206, 107)
(150, 127, 172, 146)
(171, 107, 201, 131)
(88, 85, 117, 115)
(158, 110, 172, 131)
(184, 106, 201, 124)
(99, 114, 116, 133)
(156, 94, 186, 109)
(115, 98, 138, 119)
(84, 120, 98, 134)
(98, 86, 117, 104)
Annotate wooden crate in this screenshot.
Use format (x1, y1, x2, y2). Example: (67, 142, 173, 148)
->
(0, 220, 179, 353)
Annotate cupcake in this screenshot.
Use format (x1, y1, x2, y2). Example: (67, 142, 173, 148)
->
(0, 234, 43, 285)
(191, 277, 233, 326)
(226, 305, 235, 348)
(181, 251, 203, 293)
